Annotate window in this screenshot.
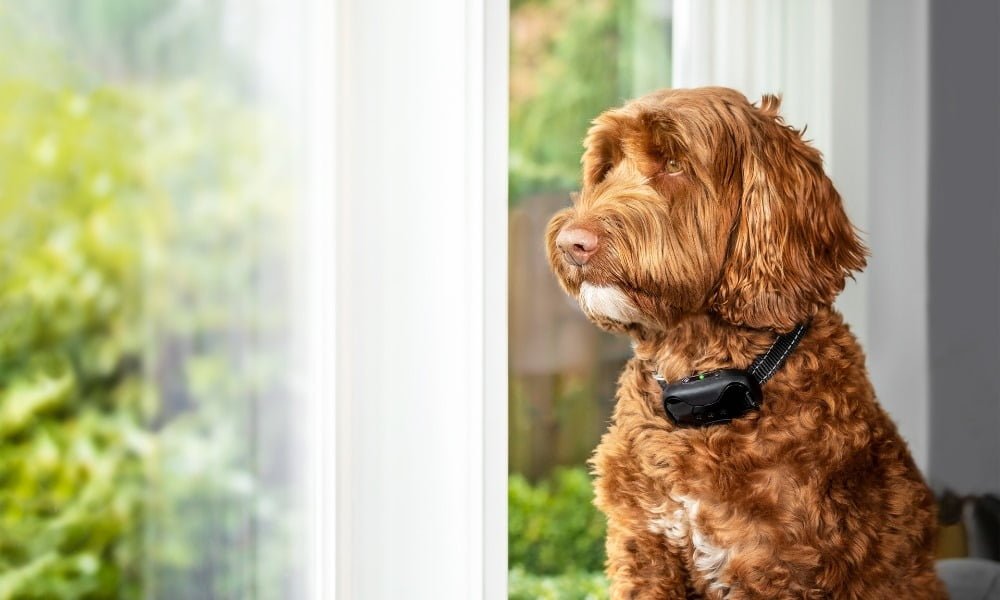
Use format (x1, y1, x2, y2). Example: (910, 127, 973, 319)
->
(0, 2, 325, 596)
(508, 1, 672, 595)
(2, 0, 965, 597)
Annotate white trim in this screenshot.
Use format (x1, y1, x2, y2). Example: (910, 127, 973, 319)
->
(329, 0, 508, 597)
(481, 0, 509, 597)
(465, 0, 486, 592)
(296, 0, 338, 597)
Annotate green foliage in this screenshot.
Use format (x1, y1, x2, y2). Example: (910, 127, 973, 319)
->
(508, 566, 608, 600)
(509, 0, 624, 202)
(10, 1, 232, 85)
(0, 4, 293, 597)
(508, 468, 607, 598)
(508, 1, 671, 593)
(0, 70, 149, 599)
(508, 0, 671, 204)
(509, 467, 607, 576)
(127, 83, 293, 600)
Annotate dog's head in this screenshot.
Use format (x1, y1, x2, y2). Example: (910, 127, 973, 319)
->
(546, 87, 866, 334)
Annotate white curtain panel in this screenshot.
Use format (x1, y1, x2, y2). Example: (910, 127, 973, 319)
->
(673, 0, 835, 170)
(671, 0, 935, 477)
(671, 0, 869, 348)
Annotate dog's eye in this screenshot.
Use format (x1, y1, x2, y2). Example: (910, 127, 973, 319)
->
(664, 159, 684, 175)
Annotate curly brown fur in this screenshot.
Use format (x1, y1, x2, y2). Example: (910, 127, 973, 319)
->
(545, 87, 946, 599)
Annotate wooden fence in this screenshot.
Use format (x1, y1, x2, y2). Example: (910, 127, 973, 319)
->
(509, 193, 631, 481)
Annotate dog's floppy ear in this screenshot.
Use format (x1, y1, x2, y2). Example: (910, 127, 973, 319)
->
(711, 95, 867, 331)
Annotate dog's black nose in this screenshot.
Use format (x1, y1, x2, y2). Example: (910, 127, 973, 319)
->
(556, 226, 599, 266)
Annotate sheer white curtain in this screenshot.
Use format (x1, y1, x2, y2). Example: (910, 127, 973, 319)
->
(673, 0, 831, 157)
(671, 0, 932, 475)
(672, 0, 869, 346)
(673, 0, 868, 341)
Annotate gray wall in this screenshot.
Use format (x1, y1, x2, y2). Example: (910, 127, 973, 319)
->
(927, 0, 1000, 494)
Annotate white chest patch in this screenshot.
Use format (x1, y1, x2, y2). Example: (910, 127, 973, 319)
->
(649, 496, 731, 596)
(577, 283, 647, 325)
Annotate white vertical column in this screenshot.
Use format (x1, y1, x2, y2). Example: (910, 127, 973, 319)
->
(331, 0, 508, 598)
(296, 0, 338, 597)
(482, 0, 510, 597)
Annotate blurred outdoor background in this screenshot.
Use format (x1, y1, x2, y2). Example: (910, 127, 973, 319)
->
(507, 1, 671, 597)
(508, 1, 1000, 598)
(0, 1, 307, 597)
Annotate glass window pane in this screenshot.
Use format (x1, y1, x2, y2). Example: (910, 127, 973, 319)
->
(0, 1, 309, 596)
(508, 0, 672, 593)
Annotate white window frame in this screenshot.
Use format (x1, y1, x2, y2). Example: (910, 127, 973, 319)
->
(300, 0, 508, 598)
(302, 1, 930, 596)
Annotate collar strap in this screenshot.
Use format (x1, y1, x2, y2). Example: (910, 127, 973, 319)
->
(653, 321, 810, 427)
(746, 321, 810, 385)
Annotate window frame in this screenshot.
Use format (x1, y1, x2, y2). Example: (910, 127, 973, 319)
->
(307, 0, 509, 597)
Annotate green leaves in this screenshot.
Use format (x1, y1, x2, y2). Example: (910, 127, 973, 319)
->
(0, 60, 146, 595)
(0, 9, 293, 596)
(0, 368, 73, 436)
(510, 0, 625, 203)
(509, 468, 608, 599)
(509, 467, 607, 575)
(509, 0, 672, 205)
(508, 566, 608, 600)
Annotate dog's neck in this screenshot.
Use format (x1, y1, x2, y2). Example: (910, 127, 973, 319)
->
(630, 312, 814, 382)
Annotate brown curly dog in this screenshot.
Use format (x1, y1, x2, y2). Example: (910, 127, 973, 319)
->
(545, 87, 946, 599)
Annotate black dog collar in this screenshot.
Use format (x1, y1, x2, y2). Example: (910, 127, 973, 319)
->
(653, 322, 810, 428)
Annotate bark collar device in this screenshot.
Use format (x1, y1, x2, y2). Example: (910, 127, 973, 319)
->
(652, 322, 810, 428)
